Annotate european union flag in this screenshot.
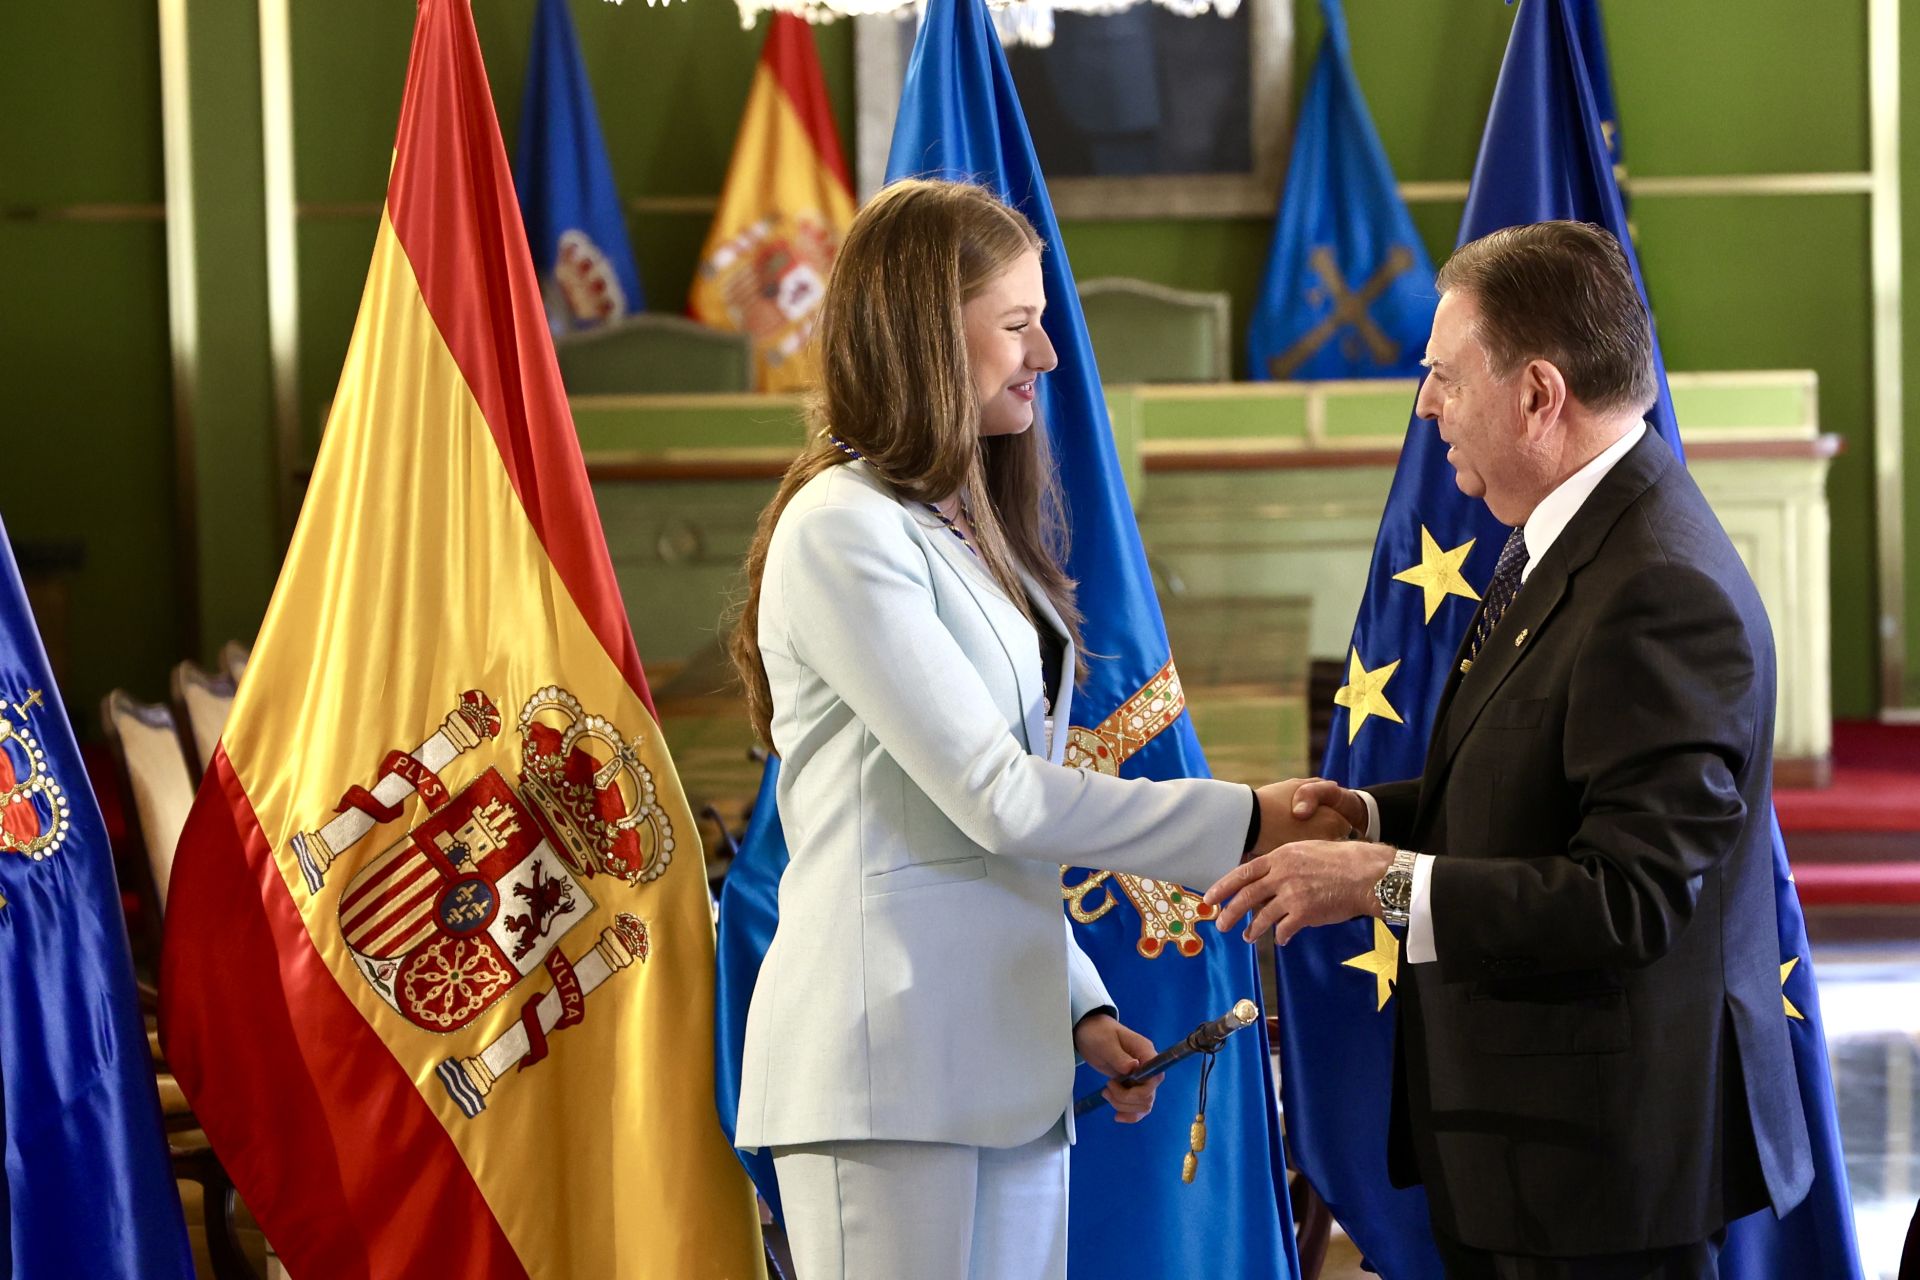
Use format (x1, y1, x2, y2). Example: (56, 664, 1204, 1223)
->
(514, 0, 645, 333)
(1248, 0, 1435, 382)
(0, 518, 193, 1278)
(1272, 3, 1862, 1278)
(712, 758, 787, 1225)
(886, 0, 1298, 1273)
(1568, 0, 1628, 204)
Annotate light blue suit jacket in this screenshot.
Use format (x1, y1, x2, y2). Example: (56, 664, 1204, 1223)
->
(735, 461, 1250, 1151)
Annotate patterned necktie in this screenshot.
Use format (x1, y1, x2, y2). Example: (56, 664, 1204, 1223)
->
(1466, 526, 1529, 668)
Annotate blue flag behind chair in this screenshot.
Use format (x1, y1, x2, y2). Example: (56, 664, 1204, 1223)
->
(514, 0, 645, 334)
(1248, 0, 1436, 382)
(712, 758, 788, 1226)
(0, 518, 193, 1279)
(885, 0, 1298, 1274)
(1273, 3, 1862, 1277)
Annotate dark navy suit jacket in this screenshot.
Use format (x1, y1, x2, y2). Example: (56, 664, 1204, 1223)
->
(1369, 429, 1814, 1256)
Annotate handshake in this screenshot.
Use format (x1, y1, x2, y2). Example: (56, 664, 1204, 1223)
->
(1201, 778, 1399, 946)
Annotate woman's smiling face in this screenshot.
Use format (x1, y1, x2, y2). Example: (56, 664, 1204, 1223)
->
(964, 248, 1057, 437)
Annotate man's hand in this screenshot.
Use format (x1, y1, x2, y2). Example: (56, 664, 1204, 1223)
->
(1287, 777, 1370, 838)
(1250, 779, 1358, 857)
(1073, 1013, 1163, 1124)
(1204, 840, 1396, 944)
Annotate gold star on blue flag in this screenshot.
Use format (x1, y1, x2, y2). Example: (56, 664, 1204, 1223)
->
(1392, 526, 1480, 623)
(1335, 649, 1403, 743)
(1342, 919, 1401, 1011)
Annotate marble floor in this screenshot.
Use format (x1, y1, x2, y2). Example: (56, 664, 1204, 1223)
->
(1819, 940, 1920, 1280)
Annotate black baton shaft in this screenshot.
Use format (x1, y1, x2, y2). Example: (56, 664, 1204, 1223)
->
(1073, 999, 1259, 1117)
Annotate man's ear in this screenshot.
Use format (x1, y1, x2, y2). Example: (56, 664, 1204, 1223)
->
(1520, 358, 1569, 441)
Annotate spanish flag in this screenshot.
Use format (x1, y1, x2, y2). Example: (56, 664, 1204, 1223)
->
(689, 15, 855, 392)
(158, 3, 764, 1276)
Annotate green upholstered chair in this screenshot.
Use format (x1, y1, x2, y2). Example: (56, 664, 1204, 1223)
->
(553, 314, 755, 395)
(1078, 277, 1232, 384)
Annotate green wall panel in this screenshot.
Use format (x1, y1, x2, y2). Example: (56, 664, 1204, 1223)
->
(0, 0, 1901, 722)
(0, 223, 178, 712)
(290, 0, 415, 202)
(1604, 1, 1869, 178)
(297, 215, 382, 454)
(273, 0, 1894, 716)
(1309, 2, 1513, 185)
(0, 5, 174, 716)
(179, 0, 281, 668)
(1056, 218, 1275, 379)
(0, 7, 165, 204)
(1632, 193, 1874, 714)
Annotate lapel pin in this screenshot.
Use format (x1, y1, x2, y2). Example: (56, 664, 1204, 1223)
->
(1514, 628, 1529, 647)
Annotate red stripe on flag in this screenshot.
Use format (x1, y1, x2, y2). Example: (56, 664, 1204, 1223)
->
(339, 854, 427, 931)
(350, 883, 439, 956)
(384, 0, 656, 717)
(339, 850, 436, 931)
(160, 749, 525, 1279)
(764, 13, 853, 192)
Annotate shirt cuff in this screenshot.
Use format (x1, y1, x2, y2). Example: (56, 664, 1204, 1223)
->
(1358, 790, 1381, 842)
(1243, 785, 1262, 855)
(1405, 853, 1438, 964)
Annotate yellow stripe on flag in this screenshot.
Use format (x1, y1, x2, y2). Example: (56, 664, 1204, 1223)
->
(222, 212, 760, 1279)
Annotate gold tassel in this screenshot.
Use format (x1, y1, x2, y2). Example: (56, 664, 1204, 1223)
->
(1181, 1112, 1208, 1184)
(1181, 1047, 1221, 1185)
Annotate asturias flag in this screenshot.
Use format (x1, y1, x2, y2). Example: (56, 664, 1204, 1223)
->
(1272, 3, 1862, 1278)
(690, 15, 855, 393)
(1248, 0, 1435, 382)
(0, 518, 192, 1278)
(515, 0, 646, 333)
(886, 0, 1300, 1274)
(712, 757, 788, 1222)
(159, 2, 764, 1275)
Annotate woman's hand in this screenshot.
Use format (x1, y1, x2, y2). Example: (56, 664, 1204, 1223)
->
(1249, 778, 1360, 857)
(1073, 1013, 1163, 1124)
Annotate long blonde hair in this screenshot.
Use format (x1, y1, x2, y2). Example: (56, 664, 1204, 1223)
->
(730, 178, 1085, 746)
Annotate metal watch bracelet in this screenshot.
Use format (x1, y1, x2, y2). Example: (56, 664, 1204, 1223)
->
(1373, 848, 1418, 926)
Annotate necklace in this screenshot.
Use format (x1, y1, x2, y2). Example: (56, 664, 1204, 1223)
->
(827, 434, 978, 557)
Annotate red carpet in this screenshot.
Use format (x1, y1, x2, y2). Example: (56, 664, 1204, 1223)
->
(1775, 721, 1920, 909)
(1790, 862, 1920, 906)
(1776, 720, 1920, 833)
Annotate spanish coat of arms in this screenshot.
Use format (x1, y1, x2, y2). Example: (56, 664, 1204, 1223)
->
(697, 210, 838, 371)
(288, 686, 674, 1116)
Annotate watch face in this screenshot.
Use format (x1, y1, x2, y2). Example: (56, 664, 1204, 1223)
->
(1379, 870, 1412, 913)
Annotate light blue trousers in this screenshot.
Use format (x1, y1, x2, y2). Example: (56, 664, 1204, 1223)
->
(772, 1119, 1069, 1280)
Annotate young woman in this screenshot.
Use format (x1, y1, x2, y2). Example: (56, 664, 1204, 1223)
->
(729, 178, 1332, 1279)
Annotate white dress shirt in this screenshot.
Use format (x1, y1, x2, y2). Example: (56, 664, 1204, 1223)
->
(1360, 423, 1647, 962)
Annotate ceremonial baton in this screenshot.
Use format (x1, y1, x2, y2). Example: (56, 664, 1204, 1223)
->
(1073, 998, 1260, 1117)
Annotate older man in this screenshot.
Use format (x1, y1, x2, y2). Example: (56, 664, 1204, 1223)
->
(1209, 222, 1813, 1278)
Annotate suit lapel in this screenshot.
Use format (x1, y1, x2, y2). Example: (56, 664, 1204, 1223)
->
(921, 511, 1043, 754)
(1425, 563, 1573, 778)
(1414, 430, 1675, 833)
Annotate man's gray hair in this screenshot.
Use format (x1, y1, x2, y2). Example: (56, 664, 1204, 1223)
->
(1436, 221, 1657, 416)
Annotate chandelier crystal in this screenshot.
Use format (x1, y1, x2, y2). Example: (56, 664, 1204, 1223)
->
(610, 0, 1241, 49)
